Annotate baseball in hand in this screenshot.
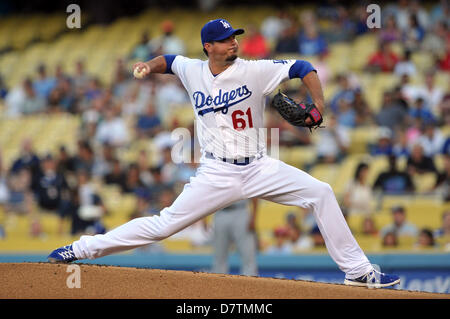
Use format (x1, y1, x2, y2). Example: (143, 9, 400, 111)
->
(133, 67, 146, 79)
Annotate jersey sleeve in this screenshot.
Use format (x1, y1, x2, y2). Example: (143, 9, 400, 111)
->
(255, 59, 316, 96)
(169, 55, 195, 85)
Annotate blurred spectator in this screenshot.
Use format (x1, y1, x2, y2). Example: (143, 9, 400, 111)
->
(417, 123, 445, 157)
(370, 127, 394, 156)
(122, 83, 148, 117)
(322, 5, 354, 43)
(147, 166, 167, 198)
(274, 23, 300, 54)
(5, 78, 46, 116)
(154, 76, 189, 121)
(47, 87, 64, 114)
(3, 168, 36, 230)
(423, 20, 449, 54)
(422, 71, 444, 113)
(329, 74, 355, 115)
(56, 146, 77, 175)
(56, 77, 77, 113)
(73, 140, 95, 174)
(92, 143, 116, 178)
(382, 231, 398, 248)
(404, 71, 444, 113)
(284, 212, 313, 251)
(72, 169, 107, 236)
(437, 38, 450, 71)
(73, 60, 90, 91)
(32, 154, 68, 213)
(112, 58, 132, 98)
(129, 188, 154, 220)
(298, 24, 328, 56)
(4, 78, 27, 118)
(366, 41, 399, 73)
(95, 106, 129, 147)
(120, 163, 145, 194)
(409, 0, 431, 30)
(405, 117, 423, 146)
(260, 10, 291, 42)
(240, 24, 270, 59)
(84, 77, 102, 102)
(314, 114, 349, 164)
(380, 205, 419, 238)
(379, 14, 402, 43)
(392, 128, 410, 158)
(408, 97, 435, 124)
(361, 216, 378, 236)
(434, 154, 450, 202)
(33, 64, 57, 99)
(266, 226, 292, 254)
(314, 52, 331, 87)
(104, 158, 126, 186)
(406, 143, 437, 175)
(375, 91, 408, 131)
(430, 0, 450, 25)
(10, 139, 41, 180)
(353, 88, 373, 126)
(402, 13, 426, 52)
(148, 20, 185, 55)
(394, 50, 417, 77)
(310, 225, 325, 248)
(130, 31, 152, 61)
(373, 155, 415, 194)
(32, 154, 69, 234)
(135, 101, 162, 139)
(415, 228, 436, 249)
(353, 5, 369, 35)
(336, 97, 356, 128)
(160, 146, 178, 185)
(22, 77, 47, 115)
(343, 162, 375, 216)
(137, 150, 154, 187)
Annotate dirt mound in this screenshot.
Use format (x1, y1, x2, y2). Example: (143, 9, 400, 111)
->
(0, 263, 447, 299)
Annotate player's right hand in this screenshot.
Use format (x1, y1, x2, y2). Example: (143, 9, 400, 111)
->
(132, 62, 151, 78)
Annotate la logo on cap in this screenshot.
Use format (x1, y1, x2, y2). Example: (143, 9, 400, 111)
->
(220, 20, 230, 28)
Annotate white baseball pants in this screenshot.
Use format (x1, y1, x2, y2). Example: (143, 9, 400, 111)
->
(72, 155, 373, 279)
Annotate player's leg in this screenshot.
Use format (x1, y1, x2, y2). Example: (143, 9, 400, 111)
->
(211, 211, 232, 274)
(53, 160, 243, 261)
(231, 209, 258, 276)
(243, 156, 373, 279)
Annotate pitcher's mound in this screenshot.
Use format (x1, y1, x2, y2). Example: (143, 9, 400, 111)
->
(0, 263, 447, 299)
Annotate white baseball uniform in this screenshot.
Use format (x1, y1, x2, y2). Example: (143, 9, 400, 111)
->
(72, 56, 373, 279)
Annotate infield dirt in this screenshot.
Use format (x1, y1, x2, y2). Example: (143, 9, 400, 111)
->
(0, 263, 448, 299)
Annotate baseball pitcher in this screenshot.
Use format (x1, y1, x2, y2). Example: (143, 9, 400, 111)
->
(48, 19, 399, 288)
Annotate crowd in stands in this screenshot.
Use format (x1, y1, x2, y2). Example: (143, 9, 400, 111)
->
(0, 1, 449, 252)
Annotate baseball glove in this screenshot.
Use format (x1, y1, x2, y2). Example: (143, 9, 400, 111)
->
(272, 90, 324, 131)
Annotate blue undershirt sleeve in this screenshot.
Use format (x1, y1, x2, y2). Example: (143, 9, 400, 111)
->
(163, 54, 177, 74)
(288, 60, 317, 80)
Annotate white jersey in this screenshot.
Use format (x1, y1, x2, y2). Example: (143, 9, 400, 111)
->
(170, 57, 297, 159)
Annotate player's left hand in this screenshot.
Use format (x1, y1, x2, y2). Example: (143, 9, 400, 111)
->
(272, 91, 323, 132)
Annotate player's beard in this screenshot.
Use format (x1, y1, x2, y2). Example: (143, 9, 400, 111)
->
(225, 54, 238, 62)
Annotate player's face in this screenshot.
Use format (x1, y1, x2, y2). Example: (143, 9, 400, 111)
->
(209, 35, 239, 62)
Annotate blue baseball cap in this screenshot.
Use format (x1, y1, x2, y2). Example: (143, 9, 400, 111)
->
(201, 19, 244, 46)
